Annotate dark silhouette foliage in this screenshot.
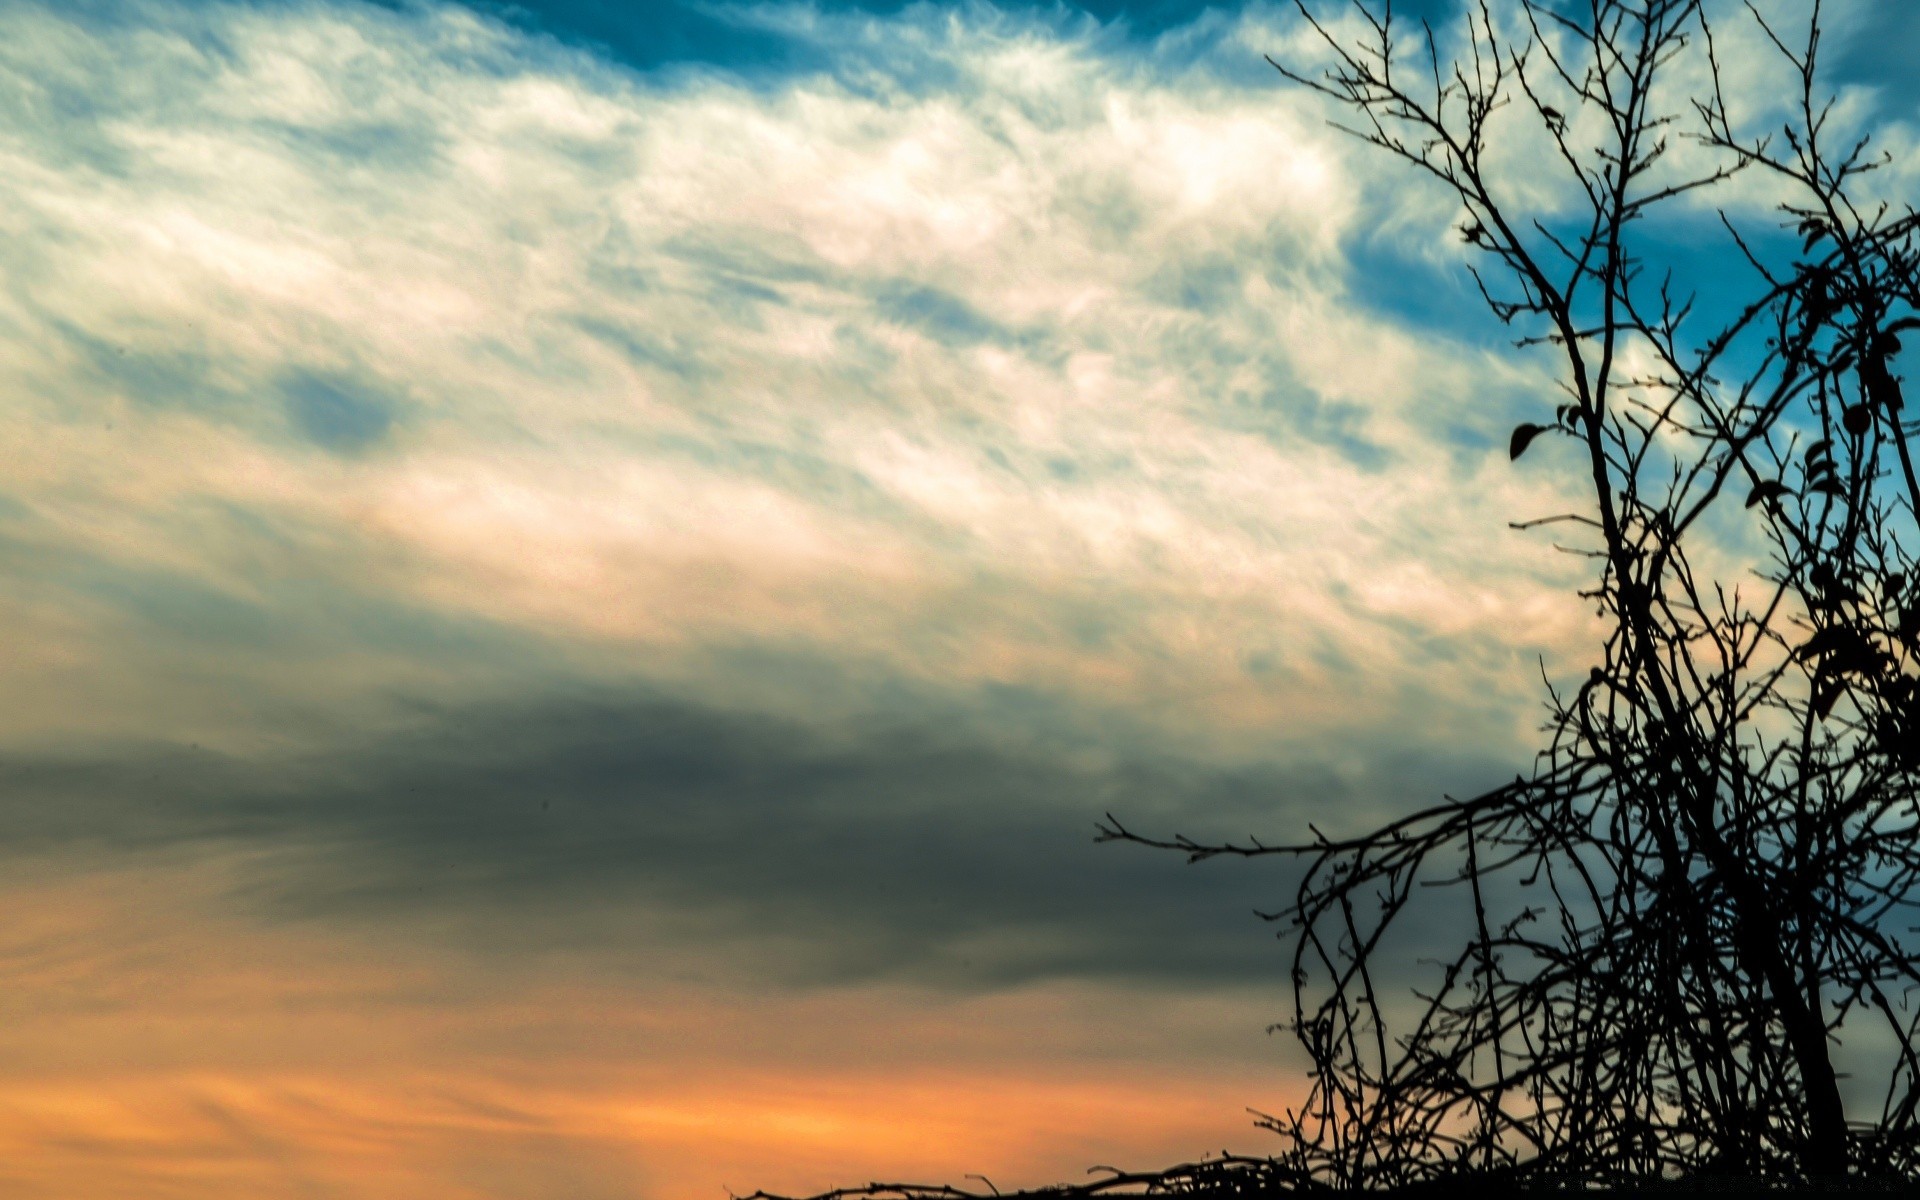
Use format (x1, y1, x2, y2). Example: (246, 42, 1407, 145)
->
(752, 0, 1920, 1193)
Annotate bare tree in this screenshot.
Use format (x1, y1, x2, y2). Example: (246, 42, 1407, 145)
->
(1101, 0, 1920, 1187)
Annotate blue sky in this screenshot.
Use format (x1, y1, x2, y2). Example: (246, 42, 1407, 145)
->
(0, 0, 1915, 1196)
(456, 0, 1446, 73)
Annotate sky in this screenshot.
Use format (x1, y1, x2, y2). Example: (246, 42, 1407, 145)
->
(0, 0, 1915, 1196)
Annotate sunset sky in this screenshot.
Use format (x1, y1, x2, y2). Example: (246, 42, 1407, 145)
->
(2, 0, 1916, 1196)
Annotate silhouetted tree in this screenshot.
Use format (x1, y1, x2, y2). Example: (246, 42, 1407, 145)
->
(1102, 0, 1920, 1188)
(752, 1, 1920, 1195)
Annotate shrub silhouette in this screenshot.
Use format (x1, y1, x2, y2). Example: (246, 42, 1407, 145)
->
(753, 1, 1920, 1193)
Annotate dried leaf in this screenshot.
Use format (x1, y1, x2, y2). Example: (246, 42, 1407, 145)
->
(1796, 626, 1878, 676)
(1510, 423, 1550, 461)
(1797, 626, 1850, 660)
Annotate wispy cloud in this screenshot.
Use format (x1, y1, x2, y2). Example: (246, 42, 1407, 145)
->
(0, 0, 1592, 763)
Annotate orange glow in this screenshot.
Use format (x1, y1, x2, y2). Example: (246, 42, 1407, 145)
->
(0, 863, 1300, 1199)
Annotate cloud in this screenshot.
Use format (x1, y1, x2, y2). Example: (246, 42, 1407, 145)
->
(0, 0, 1597, 765)
(281, 368, 400, 454)
(0, 3, 1645, 1077)
(0, 684, 1515, 990)
(24, 1, 1880, 1034)
(11, 1, 1920, 1193)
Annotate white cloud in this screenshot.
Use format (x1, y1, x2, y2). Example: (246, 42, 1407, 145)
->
(0, 0, 1598, 764)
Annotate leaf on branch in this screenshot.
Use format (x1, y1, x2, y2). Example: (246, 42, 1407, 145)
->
(1803, 271, 1836, 322)
(1798, 217, 1831, 250)
(1844, 404, 1874, 436)
(1868, 370, 1904, 412)
(1900, 605, 1920, 649)
(1510, 423, 1550, 461)
(1794, 625, 1880, 676)
(1805, 438, 1833, 465)
(1875, 711, 1920, 768)
(1807, 566, 1866, 608)
(1745, 480, 1792, 508)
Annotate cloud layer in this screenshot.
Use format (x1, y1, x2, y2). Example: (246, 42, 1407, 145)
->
(8, 0, 1910, 1195)
(0, 0, 1594, 760)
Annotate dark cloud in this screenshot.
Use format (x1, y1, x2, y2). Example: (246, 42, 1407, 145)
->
(281, 370, 399, 455)
(0, 685, 1512, 992)
(871, 280, 1052, 355)
(568, 314, 711, 378)
(272, 118, 451, 181)
(1219, 379, 1393, 471)
(50, 313, 230, 414)
(875, 281, 1029, 349)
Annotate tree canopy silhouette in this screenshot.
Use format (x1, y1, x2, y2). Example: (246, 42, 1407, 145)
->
(755, 0, 1920, 1193)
